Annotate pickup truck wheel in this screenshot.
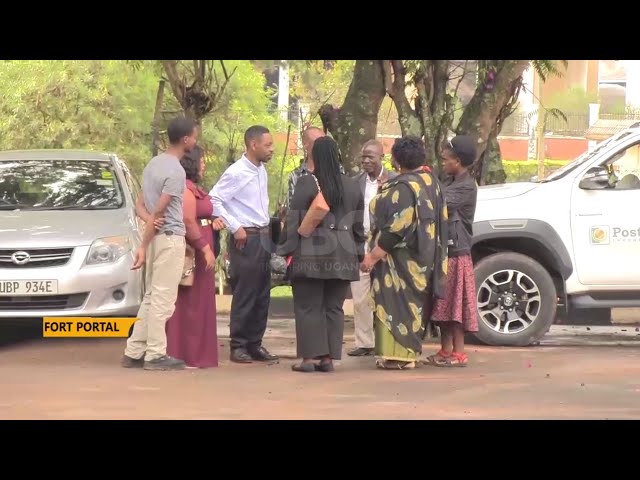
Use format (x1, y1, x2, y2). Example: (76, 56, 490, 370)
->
(472, 252, 557, 347)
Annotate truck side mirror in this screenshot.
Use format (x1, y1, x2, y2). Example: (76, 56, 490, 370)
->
(579, 166, 611, 190)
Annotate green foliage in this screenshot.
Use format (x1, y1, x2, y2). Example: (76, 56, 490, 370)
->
(0, 60, 286, 211)
(192, 60, 289, 212)
(503, 159, 568, 182)
(545, 87, 598, 115)
(381, 157, 570, 183)
(0, 60, 159, 175)
(532, 60, 568, 82)
(289, 61, 355, 127)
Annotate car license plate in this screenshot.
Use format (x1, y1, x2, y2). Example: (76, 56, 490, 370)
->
(0, 280, 59, 296)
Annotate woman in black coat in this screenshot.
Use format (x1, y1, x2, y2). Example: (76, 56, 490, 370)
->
(277, 136, 366, 373)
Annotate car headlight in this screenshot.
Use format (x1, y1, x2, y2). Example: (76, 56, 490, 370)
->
(85, 236, 131, 266)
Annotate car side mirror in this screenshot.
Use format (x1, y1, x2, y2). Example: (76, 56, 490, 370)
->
(579, 166, 611, 190)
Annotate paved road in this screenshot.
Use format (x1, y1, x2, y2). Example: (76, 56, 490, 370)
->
(1, 316, 640, 419)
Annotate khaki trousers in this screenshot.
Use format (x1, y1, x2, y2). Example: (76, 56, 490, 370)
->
(125, 233, 185, 361)
(350, 269, 374, 349)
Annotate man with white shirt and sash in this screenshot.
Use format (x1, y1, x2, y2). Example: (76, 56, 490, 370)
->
(211, 125, 279, 364)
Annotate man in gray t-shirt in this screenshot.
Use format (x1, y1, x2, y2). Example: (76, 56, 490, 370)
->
(123, 117, 198, 372)
(142, 153, 186, 236)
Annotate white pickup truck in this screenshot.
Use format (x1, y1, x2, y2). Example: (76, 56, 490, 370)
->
(470, 123, 640, 346)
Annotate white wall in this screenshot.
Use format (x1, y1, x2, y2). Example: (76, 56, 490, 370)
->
(623, 60, 640, 109)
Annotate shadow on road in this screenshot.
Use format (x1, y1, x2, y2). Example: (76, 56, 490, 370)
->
(0, 319, 43, 349)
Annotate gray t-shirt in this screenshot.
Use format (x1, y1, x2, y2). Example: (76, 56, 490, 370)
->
(142, 152, 186, 236)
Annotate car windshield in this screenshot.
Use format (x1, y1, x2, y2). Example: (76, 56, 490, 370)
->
(540, 132, 631, 183)
(0, 159, 124, 210)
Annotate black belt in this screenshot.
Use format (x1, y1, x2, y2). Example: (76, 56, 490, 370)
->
(244, 226, 270, 235)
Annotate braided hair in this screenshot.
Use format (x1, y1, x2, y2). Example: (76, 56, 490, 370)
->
(311, 136, 344, 208)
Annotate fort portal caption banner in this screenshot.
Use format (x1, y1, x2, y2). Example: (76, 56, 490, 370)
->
(42, 318, 138, 337)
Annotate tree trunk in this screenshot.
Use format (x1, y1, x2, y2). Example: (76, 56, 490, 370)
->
(151, 79, 165, 156)
(386, 60, 456, 174)
(385, 60, 422, 138)
(456, 60, 529, 184)
(319, 60, 386, 174)
(415, 60, 452, 174)
(471, 133, 506, 185)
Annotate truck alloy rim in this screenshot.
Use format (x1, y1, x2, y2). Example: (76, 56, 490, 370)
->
(477, 269, 541, 335)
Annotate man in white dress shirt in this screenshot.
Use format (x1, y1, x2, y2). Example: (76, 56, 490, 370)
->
(348, 139, 397, 357)
(211, 125, 279, 364)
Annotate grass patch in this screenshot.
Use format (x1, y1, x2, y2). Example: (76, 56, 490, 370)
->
(271, 285, 293, 298)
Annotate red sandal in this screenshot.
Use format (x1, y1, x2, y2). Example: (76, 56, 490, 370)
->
(422, 350, 451, 366)
(446, 352, 468, 367)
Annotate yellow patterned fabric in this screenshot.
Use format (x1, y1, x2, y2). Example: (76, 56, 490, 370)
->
(369, 171, 448, 359)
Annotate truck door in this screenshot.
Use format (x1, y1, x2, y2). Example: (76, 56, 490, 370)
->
(570, 139, 640, 286)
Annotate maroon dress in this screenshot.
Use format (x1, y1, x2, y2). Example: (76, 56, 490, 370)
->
(166, 180, 218, 368)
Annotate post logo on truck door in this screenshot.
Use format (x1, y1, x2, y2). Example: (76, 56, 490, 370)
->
(590, 226, 609, 245)
(590, 225, 640, 244)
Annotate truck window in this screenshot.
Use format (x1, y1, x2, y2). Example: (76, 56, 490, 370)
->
(543, 132, 632, 183)
(602, 143, 640, 190)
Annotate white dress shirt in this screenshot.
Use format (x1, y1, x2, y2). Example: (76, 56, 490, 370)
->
(363, 168, 383, 235)
(210, 155, 270, 234)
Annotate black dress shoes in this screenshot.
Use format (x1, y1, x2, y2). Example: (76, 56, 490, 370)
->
(230, 349, 253, 364)
(249, 346, 279, 362)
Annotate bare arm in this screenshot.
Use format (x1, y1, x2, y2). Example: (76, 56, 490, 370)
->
(151, 192, 173, 217)
(132, 167, 185, 270)
(140, 193, 172, 248)
(135, 193, 151, 223)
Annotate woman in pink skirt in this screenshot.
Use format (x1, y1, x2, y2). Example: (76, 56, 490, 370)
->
(426, 135, 479, 367)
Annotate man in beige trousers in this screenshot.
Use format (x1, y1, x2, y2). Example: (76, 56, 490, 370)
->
(348, 140, 396, 357)
(122, 117, 198, 371)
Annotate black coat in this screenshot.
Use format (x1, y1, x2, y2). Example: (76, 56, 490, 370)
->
(354, 167, 398, 231)
(442, 171, 477, 257)
(277, 174, 366, 282)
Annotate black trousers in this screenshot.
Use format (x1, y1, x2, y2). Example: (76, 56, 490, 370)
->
(228, 233, 272, 352)
(291, 278, 350, 360)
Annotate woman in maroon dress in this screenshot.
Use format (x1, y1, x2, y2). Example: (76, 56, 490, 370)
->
(136, 145, 224, 368)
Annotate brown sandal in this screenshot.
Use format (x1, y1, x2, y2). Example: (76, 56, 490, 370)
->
(422, 350, 451, 366)
(376, 359, 416, 370)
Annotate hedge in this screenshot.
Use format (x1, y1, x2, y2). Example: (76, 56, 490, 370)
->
(294, 155, 569, 184)
(503, 160, 569, 182)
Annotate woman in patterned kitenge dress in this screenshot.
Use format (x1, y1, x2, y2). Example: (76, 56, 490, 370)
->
(360, 136, 449, 370)
(426, 135, 479, 367)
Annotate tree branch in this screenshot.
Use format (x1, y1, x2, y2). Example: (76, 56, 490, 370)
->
(453, 60, 469, 100)
(383, 60, 393, 96)
(162, 60, 185, 105)
(388, 60, 421, 137)
(220, 60, 231, 81)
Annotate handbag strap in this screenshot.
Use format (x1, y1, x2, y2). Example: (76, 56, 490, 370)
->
(311, 173, 321, 193)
